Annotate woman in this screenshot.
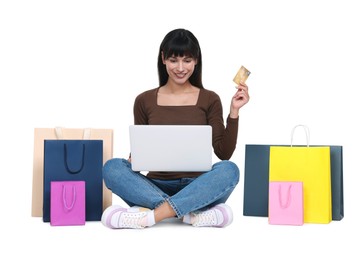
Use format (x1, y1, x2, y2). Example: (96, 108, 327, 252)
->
(101, 28, 250, 229)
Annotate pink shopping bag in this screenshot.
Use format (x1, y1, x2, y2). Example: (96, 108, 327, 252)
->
(268, 181, 303, 225)
(50, 181, 85, 226)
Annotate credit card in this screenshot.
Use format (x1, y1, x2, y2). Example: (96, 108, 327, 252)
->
(233, 65, 251, 85)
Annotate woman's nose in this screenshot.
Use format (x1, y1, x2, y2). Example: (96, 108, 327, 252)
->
(177, 61, 184, 71)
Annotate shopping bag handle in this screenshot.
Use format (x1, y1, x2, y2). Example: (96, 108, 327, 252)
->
(290, 124, 310, 147)
(64, 143, 85, 174)
(279, 184, 292, 209)
(63, 184, 76, 211)
(55, 127, 91, 139)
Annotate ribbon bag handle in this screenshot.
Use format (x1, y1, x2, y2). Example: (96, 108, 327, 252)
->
(63, 184, 76, 211)
(290, 124, 310, 147)
(54, 127, 92, 140)
(279, 184, 292, 209)
(83, 128, 91, 139)
(55, 127, 64, 139)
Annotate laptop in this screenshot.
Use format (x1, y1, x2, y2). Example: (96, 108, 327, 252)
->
(129, 125, 212, 172)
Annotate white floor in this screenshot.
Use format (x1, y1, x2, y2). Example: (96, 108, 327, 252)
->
(4, 179, 360, 260)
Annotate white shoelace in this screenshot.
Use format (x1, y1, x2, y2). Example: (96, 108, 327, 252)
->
(117, 211, 147, 229)
(193, 210, 218, 226)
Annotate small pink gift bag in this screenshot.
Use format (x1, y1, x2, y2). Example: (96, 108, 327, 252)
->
(50, 181, 85, 226)
(268, 181, 304, 225)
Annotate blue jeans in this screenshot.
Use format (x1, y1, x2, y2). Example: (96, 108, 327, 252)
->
(102, 158, 239, 218)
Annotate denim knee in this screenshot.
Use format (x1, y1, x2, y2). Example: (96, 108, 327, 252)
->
(102, 158, 127, 188)
(219, 160, 240, 185)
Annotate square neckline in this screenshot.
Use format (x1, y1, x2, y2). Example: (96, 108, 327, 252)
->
(155, 86, 202, 107)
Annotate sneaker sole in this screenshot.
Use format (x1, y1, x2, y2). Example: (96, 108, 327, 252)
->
(101, 205, 127, 229)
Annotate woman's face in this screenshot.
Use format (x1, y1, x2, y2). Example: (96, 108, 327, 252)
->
(163, 54, 197, 85)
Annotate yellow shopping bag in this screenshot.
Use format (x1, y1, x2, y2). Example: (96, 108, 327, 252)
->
(269, 125, 332, 224)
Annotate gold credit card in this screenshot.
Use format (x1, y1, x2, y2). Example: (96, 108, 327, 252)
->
(233, 65, 251, 85)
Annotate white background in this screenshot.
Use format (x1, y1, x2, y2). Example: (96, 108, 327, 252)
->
(1, 0, 363, 259)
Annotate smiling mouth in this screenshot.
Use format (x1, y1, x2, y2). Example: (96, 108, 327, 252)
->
(175, 73, 186, 78)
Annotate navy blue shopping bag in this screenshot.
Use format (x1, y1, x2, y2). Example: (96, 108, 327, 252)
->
(43, 140, 103, 222)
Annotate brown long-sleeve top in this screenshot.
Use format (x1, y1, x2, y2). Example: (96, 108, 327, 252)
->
(133, 87, 239, 179)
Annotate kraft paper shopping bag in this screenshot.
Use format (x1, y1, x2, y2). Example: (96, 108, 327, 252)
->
(50, 181, 85, 226)
(32, 127, 113, 217)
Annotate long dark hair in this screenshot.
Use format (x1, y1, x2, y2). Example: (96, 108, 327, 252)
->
(157, 28, 203, 88)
